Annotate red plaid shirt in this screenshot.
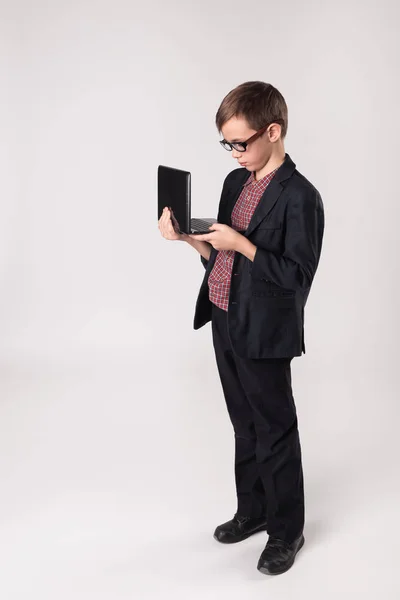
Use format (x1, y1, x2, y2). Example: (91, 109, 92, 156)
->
(208, 167, 279, 311)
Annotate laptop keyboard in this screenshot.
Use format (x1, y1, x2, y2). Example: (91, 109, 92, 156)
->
(191, 218, 215, 232)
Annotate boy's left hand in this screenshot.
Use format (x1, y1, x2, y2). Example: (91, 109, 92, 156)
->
(188, 223, 242, 251)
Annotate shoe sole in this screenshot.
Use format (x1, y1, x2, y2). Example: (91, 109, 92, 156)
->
(213, 524, 268, 544)
(257, 535, 305, 575)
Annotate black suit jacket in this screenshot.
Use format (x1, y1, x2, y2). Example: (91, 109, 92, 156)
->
(193, 153, 325, 359)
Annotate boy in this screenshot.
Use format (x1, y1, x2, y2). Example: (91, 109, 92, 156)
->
(158, 81, 324, 575)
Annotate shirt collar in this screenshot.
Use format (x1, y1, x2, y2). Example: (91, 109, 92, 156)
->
(243, 166, 279, 188)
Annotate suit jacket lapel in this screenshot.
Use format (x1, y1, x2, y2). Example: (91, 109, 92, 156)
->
(244, 176, 283, 236)
(223, 153, 297, 237)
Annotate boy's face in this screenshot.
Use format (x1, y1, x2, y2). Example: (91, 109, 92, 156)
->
(220, 115, 276, 172)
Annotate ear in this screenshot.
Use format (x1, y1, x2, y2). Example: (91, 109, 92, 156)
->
(268, 123, 282, 142)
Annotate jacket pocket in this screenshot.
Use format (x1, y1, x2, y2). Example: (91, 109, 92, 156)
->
(251, 290, 295, 298)
(251, 278, 296, 298)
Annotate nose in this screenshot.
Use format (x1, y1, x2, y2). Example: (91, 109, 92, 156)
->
(231, 148, 242, 159)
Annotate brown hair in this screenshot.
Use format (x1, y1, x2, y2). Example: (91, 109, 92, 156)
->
(215, 81, 288, 139)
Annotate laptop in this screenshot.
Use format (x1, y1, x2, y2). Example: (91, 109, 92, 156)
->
(157, 165, 217, 235)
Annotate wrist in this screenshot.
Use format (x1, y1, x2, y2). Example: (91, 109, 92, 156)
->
(236, 234, 257, 261)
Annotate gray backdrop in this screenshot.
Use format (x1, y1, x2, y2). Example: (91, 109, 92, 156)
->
(0, 0, 399, 598)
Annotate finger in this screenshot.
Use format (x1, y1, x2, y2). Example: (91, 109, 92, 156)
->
(172, 221, 182, 234)
(159, 211, 166, 232)
(189, 234, 211, 241)
(160, 210, 170, 236)
(166, 214, 177, 237)
(163, 209, 171, 227)
(171, 212, 180, 228)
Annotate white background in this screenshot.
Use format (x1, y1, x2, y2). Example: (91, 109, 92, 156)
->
(1, 0, 399, 598)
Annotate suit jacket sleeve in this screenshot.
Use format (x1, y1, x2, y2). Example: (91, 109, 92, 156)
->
(200, 255, 209, 269)
(250, 188, 325, 292)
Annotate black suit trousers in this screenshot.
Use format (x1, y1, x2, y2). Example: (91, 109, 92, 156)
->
(211, 302, 305, 543)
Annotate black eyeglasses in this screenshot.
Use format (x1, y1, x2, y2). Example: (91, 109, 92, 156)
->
(219, 122, 277, 152)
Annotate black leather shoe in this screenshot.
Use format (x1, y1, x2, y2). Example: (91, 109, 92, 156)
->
(213, 513, 268, 544)
(257, 533, 305, 575)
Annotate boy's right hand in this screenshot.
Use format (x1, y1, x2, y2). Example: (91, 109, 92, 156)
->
(158, 207, 188, 242)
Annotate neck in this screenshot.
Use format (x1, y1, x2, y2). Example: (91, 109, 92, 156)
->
(254, 145, 286, 181)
